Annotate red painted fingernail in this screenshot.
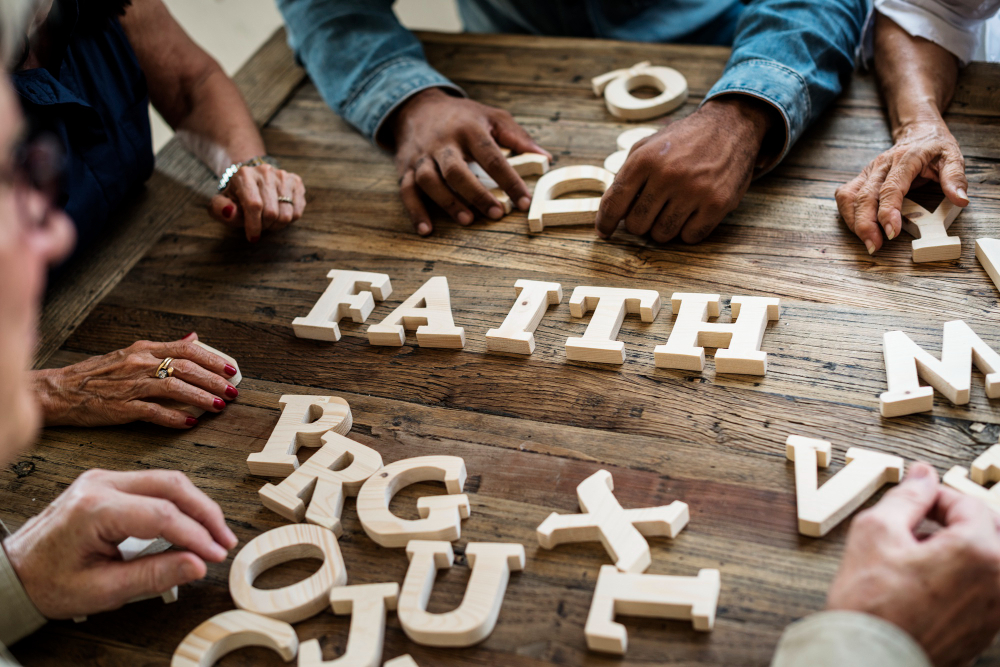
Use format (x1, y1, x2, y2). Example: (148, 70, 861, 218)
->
(224, 364, 237, 377)
(185, 417, 198, 427)
(184, 332, 197, 340)
(223, 204, 235, 219)
(225, 385, 239, 399)
(213, 398, 226, 410)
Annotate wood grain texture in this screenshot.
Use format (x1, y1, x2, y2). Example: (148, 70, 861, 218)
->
(7, 29, 1000, 667)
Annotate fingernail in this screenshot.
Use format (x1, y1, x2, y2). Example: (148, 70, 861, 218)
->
(223, 364, 237, 378)
(178, 560, 200, 580)
(518, 196, 531, 211)
(225, 385, 239, 399)
(417, 222, 432, 236)
(224, 526, 238, 548)
(909, 464, 930, 479)
(884, 225, 895, 240)
(458, 211, 473, 225)
(222, 204, 235, 219)
(184, 332, 197, 340)
(185, 417, 198, 427)
(213, 398, 226, 410)
(488, 206, 503, 220)
(957, 188, 968, 201)
(865, 240, 876, 255)
(249, 235, 260, 243)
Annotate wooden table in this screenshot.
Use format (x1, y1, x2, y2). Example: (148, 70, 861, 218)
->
(5, 29, 1000, 667)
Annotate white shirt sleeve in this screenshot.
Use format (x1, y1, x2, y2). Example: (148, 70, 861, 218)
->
(860, 0, 1000, 64)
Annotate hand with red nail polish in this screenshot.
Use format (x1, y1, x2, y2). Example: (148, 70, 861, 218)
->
(31, 333, 241, 429)
(208, 163, 307, 242)
(2, 469, 237, 620)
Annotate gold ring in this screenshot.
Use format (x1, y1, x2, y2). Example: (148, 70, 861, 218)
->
(156, 358, 174, 379)
(277, 196, 293, 205)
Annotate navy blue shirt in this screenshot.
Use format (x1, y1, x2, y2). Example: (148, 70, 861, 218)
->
(13, 0, 155, 259)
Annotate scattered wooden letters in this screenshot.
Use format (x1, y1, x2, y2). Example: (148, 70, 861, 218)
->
(592, 61, 688, 121)
(171, 609, 298, 667)
(247, 394, 353, 476)
(293, 270, 392, 342)
(900, 197, 963, 262)
(297, 582, 399, 667)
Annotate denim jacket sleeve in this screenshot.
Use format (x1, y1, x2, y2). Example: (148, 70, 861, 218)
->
(276, 0, 466, 146)
(704, 0, 867, 172)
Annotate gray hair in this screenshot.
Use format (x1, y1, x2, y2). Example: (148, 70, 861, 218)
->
(1, 0, 35, 67)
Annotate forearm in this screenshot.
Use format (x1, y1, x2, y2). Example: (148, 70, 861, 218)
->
(874, 12, 959, 138)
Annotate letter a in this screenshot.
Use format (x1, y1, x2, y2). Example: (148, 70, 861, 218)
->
(292, 270, 392, 341)
(366, 276, 465, 348)
(880, 320, 1000, 417)
(786, 435, 903, 537)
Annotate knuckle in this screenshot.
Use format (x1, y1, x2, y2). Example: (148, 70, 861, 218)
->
(853, 508, 889, 533)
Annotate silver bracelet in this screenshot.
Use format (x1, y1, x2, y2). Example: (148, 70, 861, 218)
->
(217, 155, 279, 192)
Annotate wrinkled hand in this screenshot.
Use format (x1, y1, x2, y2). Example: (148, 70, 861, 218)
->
(33, 332, 239, 429)
(2, 469, 237, 619)
(827, 463, 1000, 667)
(835, 121, 968, 254)
(209, 163, 306, 242)
(596, 96, 776, 243)
(388, 88, 550, 236)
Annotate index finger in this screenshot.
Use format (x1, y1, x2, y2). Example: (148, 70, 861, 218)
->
(104, 470, 237, 550)
(148, 339, 237, 379)
(596, 155, 646, 238)
(878, 151, 924, 240)
(864, 462, 940, 537)
(468, 137, 532, 211)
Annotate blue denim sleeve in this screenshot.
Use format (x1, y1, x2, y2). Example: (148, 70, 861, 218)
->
(276, 0, 466, 145)
(704, 0, 867, 171)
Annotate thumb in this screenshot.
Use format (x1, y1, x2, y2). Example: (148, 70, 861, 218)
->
(209, 194, 242, 226)
(492, 114, 552, 161)
(939, 148, 969, 207)
(869, 462, 940, 534)
(94, 551, 206, 610)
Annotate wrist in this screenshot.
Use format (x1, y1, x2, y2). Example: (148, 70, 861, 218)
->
(702, 95, 782, 168)
(31, 368, 70, 426)
(385, 87, 452, 149)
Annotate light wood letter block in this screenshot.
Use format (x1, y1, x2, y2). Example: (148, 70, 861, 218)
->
(972, 444, 1000, 486)
(397, 540, 525, 647)
(654, 294, 780, 374)
(165, 341, 243, 419)
(485, 279, 562, 354)
(248, 395, 353, 476)
(880, 320, 1000, 417)
(585, 565, 720, 655)
(901, 198, 962, 262)
(536, 469, 688, 573)
(603, 127, 658, 175)
(943, 465, 1000, 515)
(593, 62, 688, 121)
(565, 287, 661, 364)
(367, 277, 465, 348)
(786, 435, 904, 537)
(356, 456, 470, 547)
(297, 582, 399, 667)
(259, 432, 383, 535)
(229, 524, 347, 623)
(171, 610, 298, 667)
(383, 656, 419, 667)
(527, 165, 615, 233)
(976, 238, 1000, 294)
(293, 270, 393, 342)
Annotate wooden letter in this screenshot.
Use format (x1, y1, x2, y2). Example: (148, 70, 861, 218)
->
(297, 583, 399, 667)
(566, 286, 660, 364)
(293, 270, 393, 342)
(356, 456, 470, 548)
(880, 320, 1000, 417)
(943, 465, 1000, 515)
(972, 444, 1000, 485)
(901, 198, 962, 262)
(164, 341, 242, 418)
(247, 395, 353, 476)
(76, 536, 179, 621)
(259, 432, 383, 535)
(367, 277, 465, 348)
(536, 469, 688, 573)
(171, 610, 298, 667)
(604, 127, 658, 175)
(977, 238, 1000, 294)
(397, 540, 525, 647)
(468, 153, 550, 215)
(485, 279, 562, 354)
(383, 657, 419, 667)
(229, 524, 347, 623)
(786, 435, 904, 537)
(527, 165, 615, 233)
(585, 565, 720, 655)
(654, 294, 780, 374)
(593, 62, 688, 121)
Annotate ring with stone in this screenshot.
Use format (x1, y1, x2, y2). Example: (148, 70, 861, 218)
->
(156, 357, 175, 379)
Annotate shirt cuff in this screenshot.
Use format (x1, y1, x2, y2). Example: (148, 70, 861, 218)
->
(342, 56, 466, 147)
(872, 0, 981, 65)
(771, 611, 932, 667)
(0, 538, 46, 647)
(703, 58, 810, 174)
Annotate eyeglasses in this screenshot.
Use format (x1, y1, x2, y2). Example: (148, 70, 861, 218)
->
(0, 132, 65, 234)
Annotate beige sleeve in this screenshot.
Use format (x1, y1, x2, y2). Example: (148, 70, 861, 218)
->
(0, 524, 46, 648)
(0, 645, 21, 667)
(771, 611, 932, 667)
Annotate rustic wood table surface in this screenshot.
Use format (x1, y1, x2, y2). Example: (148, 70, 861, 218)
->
(4, 29, 1000, 667)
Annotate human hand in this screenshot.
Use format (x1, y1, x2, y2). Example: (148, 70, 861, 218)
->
(33, 332, 239, 429)
(827, 462, 1000, 667)
(387, 87, 551, 236)
(2, 469, 237, 620)
(835, 121, 968, 254)
(209, 163, 306, 242)
(595, 96, 777, 243)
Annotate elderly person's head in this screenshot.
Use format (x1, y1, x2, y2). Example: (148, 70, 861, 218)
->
(0, 0, 74, 464)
